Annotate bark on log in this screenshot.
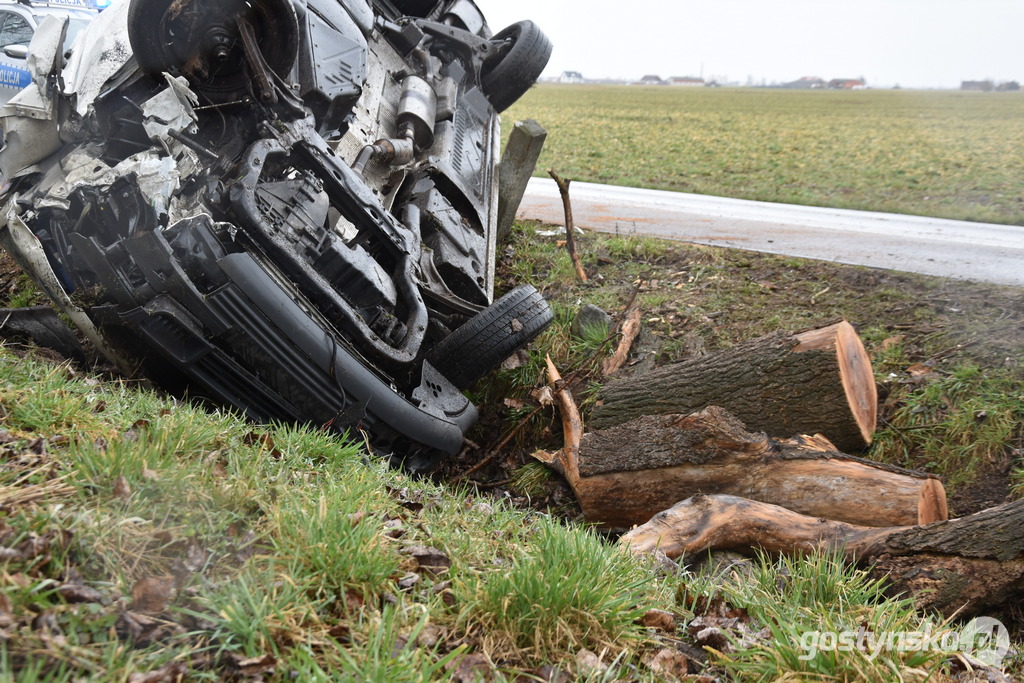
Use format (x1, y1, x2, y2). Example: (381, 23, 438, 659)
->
(591, 321, 877, 452)
(620, 494, 1024, 617)
(573, 407, 945, 529)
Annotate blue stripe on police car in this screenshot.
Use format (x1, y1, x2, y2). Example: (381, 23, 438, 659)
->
(0, 64, 31, 89)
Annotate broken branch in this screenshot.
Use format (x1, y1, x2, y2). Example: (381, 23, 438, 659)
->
(547, 169, 587, 282)
(545, 354, 581, 487)
(602, 305, 643, 376)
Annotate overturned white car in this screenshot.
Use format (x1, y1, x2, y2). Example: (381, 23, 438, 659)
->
(0, 0, 553, 471)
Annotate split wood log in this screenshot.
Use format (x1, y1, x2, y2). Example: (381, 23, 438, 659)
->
(572, 407, 945, 529)
(591, 321, 877, 452)
(620, 493, 1024, 617)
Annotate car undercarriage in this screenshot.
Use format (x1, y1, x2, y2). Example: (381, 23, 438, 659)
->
(0, 0, 553, 471)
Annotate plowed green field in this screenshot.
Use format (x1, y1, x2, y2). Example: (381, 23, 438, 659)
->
(504, 85, 1024, 225)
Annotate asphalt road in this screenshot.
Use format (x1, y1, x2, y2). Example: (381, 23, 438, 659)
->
(517, 178, 1024, 287)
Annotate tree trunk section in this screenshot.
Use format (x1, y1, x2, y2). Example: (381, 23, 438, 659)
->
(620, 494, 1024, 617)
(591, 321, 877, 452)
(573, 407, 944, 529)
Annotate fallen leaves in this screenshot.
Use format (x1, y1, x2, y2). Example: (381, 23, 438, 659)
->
(640, 608, 677, 632)
(113, 475, 132, 500)
(647, 647, 693, 679)
(573, 649, 605, 677)
(57, 580, 105, 605)
(242, 431, 283, 459)
(117, 610, 187, 647)
(402, 545, 452, 575)
(447, 652, 492, 682)
(0, 527, 71, 568)
(224, 653, 277, 679)
(129, 576, 176, 614)
(126, 661, 189, 683)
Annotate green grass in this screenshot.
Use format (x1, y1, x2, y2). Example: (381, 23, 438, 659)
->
(690, 550, 952, 681)
(455, 517, 651, 659)
(504, 85, 1024, 225)
(872, 363, 1024, 486)
(0, 348, 681, 680)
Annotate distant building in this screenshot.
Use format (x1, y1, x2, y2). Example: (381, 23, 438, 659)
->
(961, 80, 994, 92)
(780, 76, 826, 89)
(559, 70, 585, 84)
(828, 78, 866, 90)
(669, 76, 705, 87)
(996, 81, 1020, 92)
(638, 74, 666, 85)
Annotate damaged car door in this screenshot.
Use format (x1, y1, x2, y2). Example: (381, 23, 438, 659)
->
(0, 0, 553, 472)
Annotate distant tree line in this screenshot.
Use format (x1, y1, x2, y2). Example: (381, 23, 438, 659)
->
(961, 80, 1020, 92)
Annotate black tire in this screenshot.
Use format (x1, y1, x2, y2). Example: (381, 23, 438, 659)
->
(127, 0, 299, 102)
(480, 21, 552, 112)
(428, 284, 553, 390)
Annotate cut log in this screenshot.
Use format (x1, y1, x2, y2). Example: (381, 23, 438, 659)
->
(591, 321, 877, 452)
(620, 494, 1024, 617)
(572, 407, 945, 529)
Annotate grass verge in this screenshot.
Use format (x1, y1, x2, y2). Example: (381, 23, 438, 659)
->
(2, 218, 1023, 678)
(481, 223, 1024, 508)
(0, 348, 683, 680)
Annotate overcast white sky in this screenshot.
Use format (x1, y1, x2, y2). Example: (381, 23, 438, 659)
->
(474, 0, 1022, 89)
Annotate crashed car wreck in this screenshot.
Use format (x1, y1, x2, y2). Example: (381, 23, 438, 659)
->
(0, 0, 553, 471)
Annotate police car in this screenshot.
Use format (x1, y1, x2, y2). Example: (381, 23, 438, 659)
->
(0, 0, 104, 103)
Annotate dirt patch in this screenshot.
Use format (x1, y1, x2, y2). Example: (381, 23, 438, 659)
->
(948, 464, 1014, 517)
